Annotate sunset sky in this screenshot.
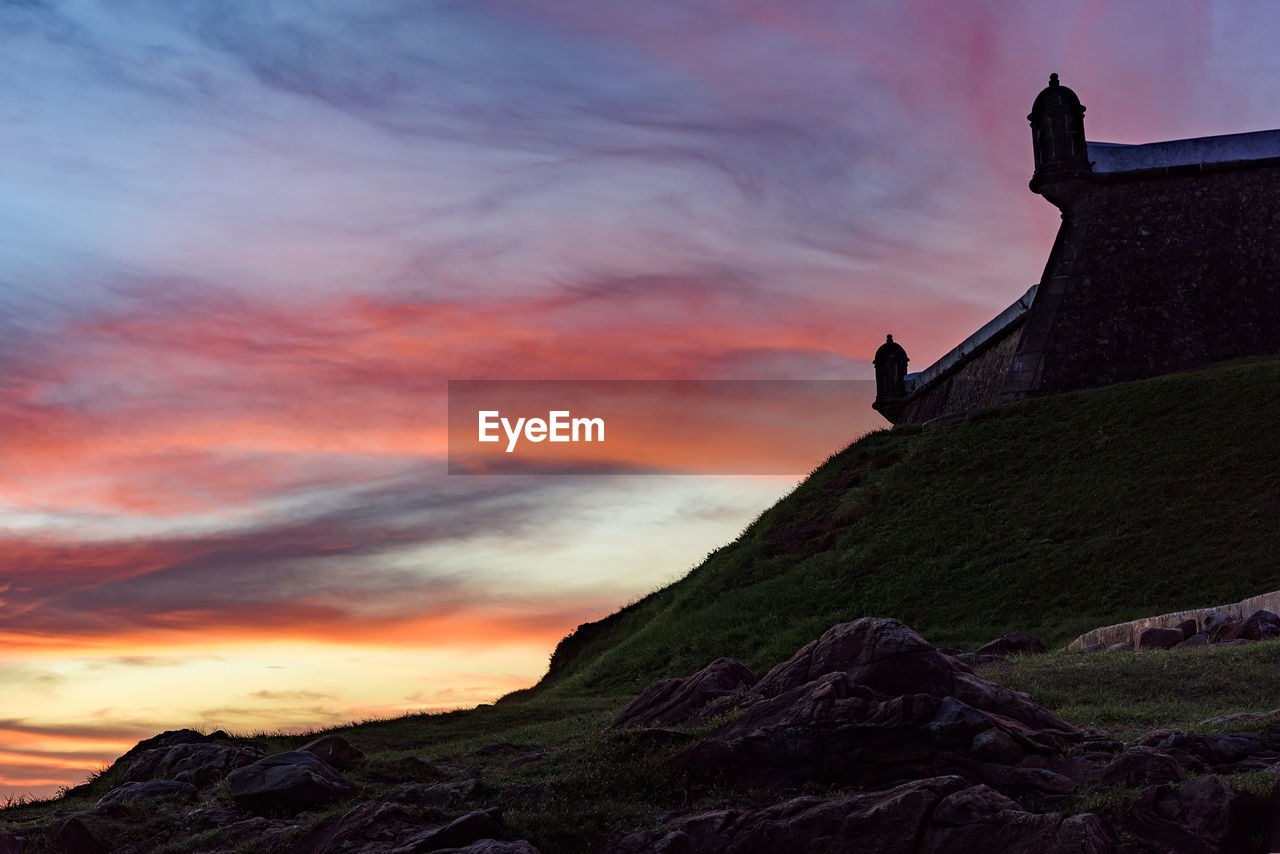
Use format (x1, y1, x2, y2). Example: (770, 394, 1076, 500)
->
(5, 0, 1280, 798)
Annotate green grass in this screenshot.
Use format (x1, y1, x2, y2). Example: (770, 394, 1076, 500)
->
(982, 641, 1280, 739)
(537, 357, 1280, 697)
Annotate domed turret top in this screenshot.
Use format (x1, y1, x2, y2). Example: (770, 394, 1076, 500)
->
(874, 334, 907, 364)
(1028, 73, 1091, 196)
(1029, 73, 1084, 122)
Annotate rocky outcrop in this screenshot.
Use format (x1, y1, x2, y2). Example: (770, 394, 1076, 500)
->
(621, 618, 1083, 796)
(15, 617, 1280, 854)
(226, 750, 355, 815)
(611, 617, 1280, 854)
(117, 729, 266, 789)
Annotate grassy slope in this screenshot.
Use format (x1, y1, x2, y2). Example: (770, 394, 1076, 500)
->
(537, 356, 1280, 697)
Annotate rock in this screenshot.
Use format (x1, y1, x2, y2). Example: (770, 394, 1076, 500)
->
(288, 801, 420, 853)
(392, 808, 508, 853)
(975, 631, 1047, 657)
(226, 750, 355, 815)
(95, 779, 197, 812)
(50, 817, 106, 854)
(955, 652, 1007, 667)
(1135, 730, 1266, 770)
(748, 618, 958, 700)
(1137, 627, 1184, 650)
(1176, 632, 1210, 648)
(1202, 709, 1280, 726)
(1128, 774, 1256, 854)
(1177, 618, 1199, 638)
(606, 777, 1115, 854)
(1106, 642, 1131, 652)
(300, 734, 365, 770)
(385, 778, 483, 808)
(1204, 612, 1234, 637)
(970, 728, 1023, 764)
(605, 830, 694, 854)
(202, 816, 288, 852)
(435, 843, 542, 854)
(614, 658, 756, 728)
(1260, 774, 1280, 854)
(462, 743, 524, 759)
(1219, 609, 1280, 642)
(664, 619, 1081, 796)
(391, 756, 452, 782)
(1079, 642, 1105, 653)
(121, 729, 265, 788)
(920, 784, 1115, 854)
(1093, 746, 1187, 787)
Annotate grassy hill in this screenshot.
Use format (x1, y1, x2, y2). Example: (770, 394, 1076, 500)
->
(535, 356, 1280, 697)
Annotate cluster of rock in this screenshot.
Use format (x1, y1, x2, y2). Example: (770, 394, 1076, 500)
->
(1079, 609, 1280, 652)
(12, 729, 540, 854)
(9, 617, 1280, 853)
(608, 617, 1280, 853)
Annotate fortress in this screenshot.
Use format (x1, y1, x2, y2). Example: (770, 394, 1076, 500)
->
(873, 74, 1280, 425)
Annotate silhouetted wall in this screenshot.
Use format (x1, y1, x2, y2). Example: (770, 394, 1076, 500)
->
(1005, 164, 1280, 401)
(902, 321, 1025, 424)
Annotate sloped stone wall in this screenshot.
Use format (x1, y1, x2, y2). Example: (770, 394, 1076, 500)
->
(1010, 165, 1280, 399)
(901, 322, 1024, 424)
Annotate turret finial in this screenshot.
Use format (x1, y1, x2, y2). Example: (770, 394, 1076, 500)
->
(1049, 73, 1059, 87)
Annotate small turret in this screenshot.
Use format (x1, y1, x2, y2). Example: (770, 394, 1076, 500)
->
(1029, 73, 1091, 196)
(872, 334, 909, 422)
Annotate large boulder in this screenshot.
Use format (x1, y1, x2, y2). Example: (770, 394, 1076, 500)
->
(748, 618, 958, 700)
(1137, 627, 1184, 650)
(975, 631, 1047, 657)
(614, 658, 755, 728)
(659, 619, 1083, 795)
(226, 750, 354, 815)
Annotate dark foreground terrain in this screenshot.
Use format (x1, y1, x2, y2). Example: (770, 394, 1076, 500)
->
(7, 358, 1280, 852)
(6, 618, 1280, 853)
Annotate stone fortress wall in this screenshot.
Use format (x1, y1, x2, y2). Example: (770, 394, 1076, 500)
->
(874, 76, 1280, 427)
